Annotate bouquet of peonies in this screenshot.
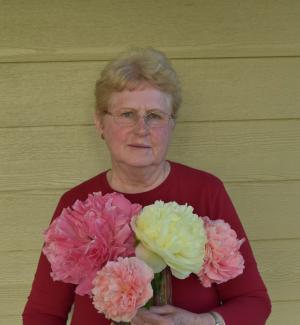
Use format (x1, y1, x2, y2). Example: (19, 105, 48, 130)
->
(43, 192, 245, 323)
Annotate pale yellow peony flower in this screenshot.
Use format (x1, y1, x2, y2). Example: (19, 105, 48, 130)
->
(131, 201, 207, 279)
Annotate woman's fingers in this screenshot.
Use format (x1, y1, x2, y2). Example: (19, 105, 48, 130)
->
(149, 304, 176, 315)
(132, 307, 173, 325)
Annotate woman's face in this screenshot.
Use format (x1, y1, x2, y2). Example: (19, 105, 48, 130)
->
(94, 85, 175, 170)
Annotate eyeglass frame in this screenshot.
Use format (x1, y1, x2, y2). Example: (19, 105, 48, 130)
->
(103, 109, 175, 128)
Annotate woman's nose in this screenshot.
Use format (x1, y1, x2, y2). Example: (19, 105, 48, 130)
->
(133, 116, 150, 134)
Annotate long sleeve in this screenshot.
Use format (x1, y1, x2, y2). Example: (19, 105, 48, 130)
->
(209, 182, 272, 325)
(22, 195, 75, 325)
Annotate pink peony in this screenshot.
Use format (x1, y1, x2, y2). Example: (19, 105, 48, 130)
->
(197, 216, 245, 287)
(43, 192, 142, 296)
(92, 256, 154, 322)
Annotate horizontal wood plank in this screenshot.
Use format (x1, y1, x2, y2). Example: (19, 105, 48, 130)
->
(251, 239, 300, 302)
(267, 301, 300, 325)
(0, 124, 110, 191)
(225, 181, 300, 241)
(1, 0, 300, 62)
(1, 250, 41, 286)
(0, 315, 21, 324)
(0, 282, 73, 323)
(1, 58, 300, 128)
(0, 190, 60, 252)
(1, 181, 299, 252)
(170, 120, 300, 182)
(1, 284, 30, 318)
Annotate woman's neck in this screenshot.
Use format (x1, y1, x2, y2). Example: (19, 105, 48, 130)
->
(107, 161, 170, 194)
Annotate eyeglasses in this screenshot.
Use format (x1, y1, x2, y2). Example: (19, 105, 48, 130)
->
(104, 109, 174, 128)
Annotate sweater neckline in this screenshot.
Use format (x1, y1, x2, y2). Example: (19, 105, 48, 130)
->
(101, 160, 175, 200)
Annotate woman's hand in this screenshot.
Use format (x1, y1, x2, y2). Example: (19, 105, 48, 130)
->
(131, 305, 214, 325)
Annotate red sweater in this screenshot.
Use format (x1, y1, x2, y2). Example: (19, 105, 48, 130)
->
(23, 161, 271, 325)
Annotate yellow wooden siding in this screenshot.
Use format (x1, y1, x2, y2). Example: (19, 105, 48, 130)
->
(1, 0, 300, 62)
(1, 58, 300, 128)
(1, 1, 300, 324)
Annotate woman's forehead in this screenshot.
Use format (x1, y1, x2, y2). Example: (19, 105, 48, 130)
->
(109, 86, 172, 113)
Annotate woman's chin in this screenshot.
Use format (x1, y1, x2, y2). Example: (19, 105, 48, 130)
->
(119, 156, 159, 169)
(126, 159, 156, 168)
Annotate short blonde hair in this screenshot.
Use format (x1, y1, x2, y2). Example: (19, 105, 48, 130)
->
(95, 48, 181, 118)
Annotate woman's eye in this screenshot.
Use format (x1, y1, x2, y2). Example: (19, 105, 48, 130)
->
(148, 112, 163, 120)
(120, 111, 134, 118)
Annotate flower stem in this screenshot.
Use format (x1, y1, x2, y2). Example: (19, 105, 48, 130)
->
(152, 267, 173, 306)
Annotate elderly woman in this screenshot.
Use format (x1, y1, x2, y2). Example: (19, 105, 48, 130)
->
(23, 48, 271, 325)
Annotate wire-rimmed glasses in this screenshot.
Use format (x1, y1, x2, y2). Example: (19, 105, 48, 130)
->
(104, 109, 174, 128)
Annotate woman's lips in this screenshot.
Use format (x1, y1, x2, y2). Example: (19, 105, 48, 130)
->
(128, 144, 151, 148)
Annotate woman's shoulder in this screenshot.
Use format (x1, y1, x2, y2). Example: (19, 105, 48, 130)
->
(58, 170, 109, 207)
(169, 160, 224, 189)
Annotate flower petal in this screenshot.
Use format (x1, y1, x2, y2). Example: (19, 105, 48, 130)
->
(135, 243, 166, 273)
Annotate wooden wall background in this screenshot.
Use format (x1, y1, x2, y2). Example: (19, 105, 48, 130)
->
(1, 1, 300, 324)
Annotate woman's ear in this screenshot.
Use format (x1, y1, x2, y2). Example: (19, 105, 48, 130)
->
(93, 112, 104, 138)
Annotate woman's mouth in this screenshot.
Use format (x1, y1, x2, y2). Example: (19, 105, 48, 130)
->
(128, 144, 151, 149)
